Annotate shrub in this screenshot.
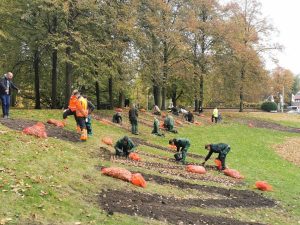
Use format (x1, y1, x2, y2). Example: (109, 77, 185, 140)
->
(261, 101, 277, 112)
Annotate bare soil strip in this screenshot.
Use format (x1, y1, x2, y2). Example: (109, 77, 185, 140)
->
(100, 189, 267, 225)
(0, 118, 80, 142)
(236, 118, 300, 133)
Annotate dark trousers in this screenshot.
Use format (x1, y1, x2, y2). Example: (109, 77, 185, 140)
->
(218, 146, 231, 169)
(130, 118, 138, 134)
(0, 94, 10, 117)
(86, 115, 92, 134)
(77, 117, 87, 130)
(212, 115, 218, 123)
(63, 109, 78, 125)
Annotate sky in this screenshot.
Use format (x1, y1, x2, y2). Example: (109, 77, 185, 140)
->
(259, 0, 300, 75)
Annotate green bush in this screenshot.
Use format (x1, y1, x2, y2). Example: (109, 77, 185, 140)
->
(261, 101, 277, 112)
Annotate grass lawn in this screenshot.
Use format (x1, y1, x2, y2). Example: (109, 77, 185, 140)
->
(0, 109, 299, 225)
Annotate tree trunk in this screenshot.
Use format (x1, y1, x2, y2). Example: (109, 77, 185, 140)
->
(199, 74, 204, 110)
(153, 84, 161, 108)
(65, 46, 72, 108)
(51, 49, 58, 108)
(118, 91, 125, 108)
(171, 85, 177, 107)
(161, 40, 168, 110)
(51, 16, 58, 109)
(108, 76, 113, 109)
(161, 86, 166, 110)
(95, 81, 100, 110)
(194, 98, 199, 112)
(239, 66, 245, 112)
(34, 49, 41, 109)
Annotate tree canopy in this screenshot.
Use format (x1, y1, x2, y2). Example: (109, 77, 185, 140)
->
(0, 0, 289, 110)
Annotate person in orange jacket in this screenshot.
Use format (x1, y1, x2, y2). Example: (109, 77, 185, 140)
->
(75, 94, 88, 141)
(63, 89, 80, 130)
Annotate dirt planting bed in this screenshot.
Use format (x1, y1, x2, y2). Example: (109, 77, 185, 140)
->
(96, 146, 241, 185)
(100, 188, 269, 225)
(112, 158, 242, 186)
(236, 118, 300, 133)
(141, 173, 274, 208)
(0, 118, 80, 142)
(131, 137, 205, 159)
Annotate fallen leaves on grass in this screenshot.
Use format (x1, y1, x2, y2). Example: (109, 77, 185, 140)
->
(0, 218, 12, 225)
(273, 138, 300, 166)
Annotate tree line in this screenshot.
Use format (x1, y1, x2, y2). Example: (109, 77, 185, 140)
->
(0, 0, 297, 111)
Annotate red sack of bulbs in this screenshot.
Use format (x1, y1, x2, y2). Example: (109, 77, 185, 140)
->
(186, 165, 206, 174)
(23, 122, 47, 138)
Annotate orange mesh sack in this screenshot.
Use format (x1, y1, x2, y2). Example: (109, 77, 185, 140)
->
(223, 169, 244, 179)
(129, 152, 141, 161)
(131, 173, 147, 188)
(168, 145, 177, 150)
(214, 159, 222, 170)
(255, 181, 272, 191)
(115, 108, 123, 112)
(101, 167, 132, 182)
(23, 122, 48, 138)
(186, 165, 206, 174)
(175, 120, 183, 125)
(102, 137, 113, 146)
(47, 119, 65, 127)
(194, 121, 201, 126)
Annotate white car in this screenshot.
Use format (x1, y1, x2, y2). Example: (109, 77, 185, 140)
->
(287, 106, 300, 114)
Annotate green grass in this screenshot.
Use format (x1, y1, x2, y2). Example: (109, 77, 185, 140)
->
(0, 109, 300, 224)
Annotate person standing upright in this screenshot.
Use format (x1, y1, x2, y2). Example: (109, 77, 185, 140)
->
(0, 72, 19, 119)
(128, 104, 139, 135)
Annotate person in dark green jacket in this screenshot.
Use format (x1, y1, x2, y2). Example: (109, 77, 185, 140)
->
(114, 136, 136, 157)
(169, 138, 190, 164)
(152, 117, 164, 136)
(164, 114, 177, 133)
(201, 143, 231, 170)
(129, 104, 139, 135)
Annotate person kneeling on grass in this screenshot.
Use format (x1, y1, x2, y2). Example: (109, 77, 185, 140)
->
(114, 136, 136, 157)
(201, 143, 231, 170)
(152, 117, 164, 137)
(169, 138, 190, 165)
(112, 112, 122, 124)
(164, 114, 178, 133)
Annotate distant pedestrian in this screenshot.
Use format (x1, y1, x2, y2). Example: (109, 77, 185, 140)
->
(0, 72, 20, 119)
(129, 104, 139, 135)
(211, 107, 219, 123)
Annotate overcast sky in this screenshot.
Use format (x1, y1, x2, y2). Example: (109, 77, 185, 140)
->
(259, 0, 300, 75)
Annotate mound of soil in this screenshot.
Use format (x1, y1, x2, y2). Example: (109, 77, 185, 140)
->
(0, 118, 80, 142)
(100, 189, 266, 225)
(236, 118, 300, 133)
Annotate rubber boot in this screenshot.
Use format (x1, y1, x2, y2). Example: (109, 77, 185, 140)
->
(80, 129, 88, 141)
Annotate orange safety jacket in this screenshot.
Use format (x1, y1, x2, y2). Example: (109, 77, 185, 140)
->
(75, 97, 88, 117)
(68, 95, 78, 112)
